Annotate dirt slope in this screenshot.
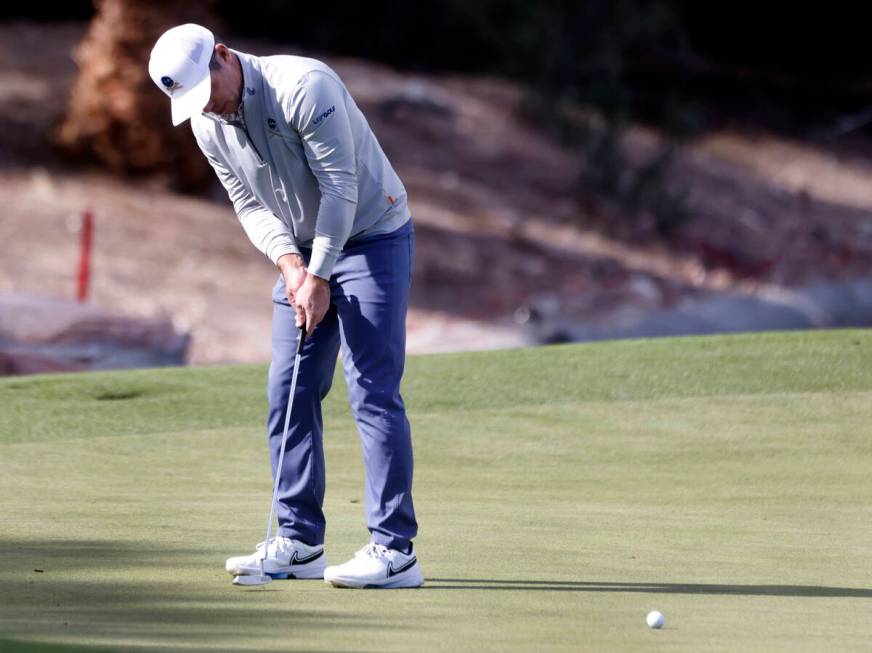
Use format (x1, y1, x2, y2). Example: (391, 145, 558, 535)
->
(1, 22, 871, 364)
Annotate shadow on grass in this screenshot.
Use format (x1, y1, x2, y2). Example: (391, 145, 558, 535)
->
(426, 578, 872, 598)
(0, 539, 377, 652)
(0, 638, 122, 653)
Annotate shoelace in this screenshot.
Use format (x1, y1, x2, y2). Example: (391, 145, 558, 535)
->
(358, 542, 390, 560)
(255, 536, 292, 558)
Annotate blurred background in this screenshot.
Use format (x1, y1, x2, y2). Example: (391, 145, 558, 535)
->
(2, 0, 871, 374)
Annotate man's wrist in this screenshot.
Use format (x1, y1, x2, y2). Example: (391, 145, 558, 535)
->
(277, 253, 305, 273)
(308, 271, 329, 284)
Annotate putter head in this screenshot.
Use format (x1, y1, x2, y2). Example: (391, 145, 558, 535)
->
(233, 574, 272, 586)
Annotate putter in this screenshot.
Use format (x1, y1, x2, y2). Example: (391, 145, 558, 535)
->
(234, 325, 307, 586)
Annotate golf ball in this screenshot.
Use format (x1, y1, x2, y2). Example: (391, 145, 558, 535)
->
(646, 610, 665, 629)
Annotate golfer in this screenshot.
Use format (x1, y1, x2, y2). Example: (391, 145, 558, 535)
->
(149, 24, 422, 589)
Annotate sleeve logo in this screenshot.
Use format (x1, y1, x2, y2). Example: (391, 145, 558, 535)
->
(312, 105, 335, 126)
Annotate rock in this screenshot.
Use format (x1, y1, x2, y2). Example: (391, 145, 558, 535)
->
(525, 277, 872, 344)
(378, 81, 455, 120)
(0, 293, 190, 376)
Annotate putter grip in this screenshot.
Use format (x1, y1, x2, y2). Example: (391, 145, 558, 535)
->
(296, 327, 307, 355)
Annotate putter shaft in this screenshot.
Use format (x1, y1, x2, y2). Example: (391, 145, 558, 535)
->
(260, 326, 307, 575)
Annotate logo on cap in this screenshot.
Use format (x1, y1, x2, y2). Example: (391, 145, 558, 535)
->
(160, 75, 183, 94)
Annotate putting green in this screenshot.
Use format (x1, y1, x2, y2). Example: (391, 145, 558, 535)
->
(1, 331, 871, 652)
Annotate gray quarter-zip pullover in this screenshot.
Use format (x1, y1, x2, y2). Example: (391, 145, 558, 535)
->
(191, 50, 410, 279)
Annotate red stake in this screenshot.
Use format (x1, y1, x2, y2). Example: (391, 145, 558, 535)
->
(76, 210, 93, 303)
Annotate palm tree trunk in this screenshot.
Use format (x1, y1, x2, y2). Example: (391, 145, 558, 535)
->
(55, 0, 218, 190)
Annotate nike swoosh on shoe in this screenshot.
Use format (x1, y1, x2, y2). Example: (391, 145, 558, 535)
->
(387, 557, 417, 577)
(290, 549, 324, 566)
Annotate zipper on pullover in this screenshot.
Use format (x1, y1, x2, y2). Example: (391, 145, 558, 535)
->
(219, 104, 298, 233)
(218, 103, 266, 165)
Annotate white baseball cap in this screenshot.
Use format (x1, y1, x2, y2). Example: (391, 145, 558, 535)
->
(148, 24, 215, 126)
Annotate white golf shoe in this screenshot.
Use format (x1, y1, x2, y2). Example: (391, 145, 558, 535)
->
(225, 537, 326, 579)
(324, 542, 424, 589)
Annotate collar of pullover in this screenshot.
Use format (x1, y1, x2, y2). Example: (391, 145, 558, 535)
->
(235, 50, 261, 112)
(204, 49, 259, 125)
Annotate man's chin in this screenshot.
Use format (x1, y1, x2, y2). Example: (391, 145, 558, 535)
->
(202, 105, 235, 119)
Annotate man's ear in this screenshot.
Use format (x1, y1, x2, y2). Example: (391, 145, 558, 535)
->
(208, 44, 223, 71)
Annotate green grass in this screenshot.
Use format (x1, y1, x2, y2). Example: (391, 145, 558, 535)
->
(1, 330, 871, 652)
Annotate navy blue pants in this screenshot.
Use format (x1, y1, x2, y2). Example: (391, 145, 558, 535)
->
(267, 219, 417, 550)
